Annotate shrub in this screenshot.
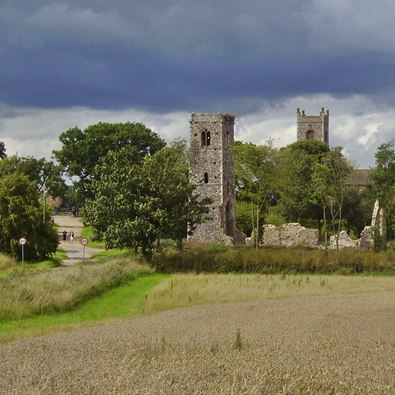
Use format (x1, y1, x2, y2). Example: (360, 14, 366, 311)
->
(152, 246, 395, 275)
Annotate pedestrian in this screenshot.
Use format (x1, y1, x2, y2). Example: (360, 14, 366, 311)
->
(62, 230, 67, 241)
(70, 231, 74, 242)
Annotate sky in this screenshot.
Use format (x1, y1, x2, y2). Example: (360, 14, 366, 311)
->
(1, 0, 394, 168)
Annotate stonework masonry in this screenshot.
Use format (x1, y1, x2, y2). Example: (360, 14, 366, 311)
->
(188, 113, 243, 245)
(297, 107, 329, 144)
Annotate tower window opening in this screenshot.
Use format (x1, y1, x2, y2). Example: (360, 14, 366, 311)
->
(201, 130, 211, 146)
(204, 172, 209, 183)
(306, 130, 314, 140)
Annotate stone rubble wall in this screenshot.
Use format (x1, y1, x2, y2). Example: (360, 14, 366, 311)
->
(262, 223, 320, 248)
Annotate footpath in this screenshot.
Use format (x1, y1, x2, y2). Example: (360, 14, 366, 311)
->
(53, 215, 104, 265)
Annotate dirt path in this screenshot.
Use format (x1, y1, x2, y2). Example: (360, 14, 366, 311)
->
(0, 292, 394, 394)
(53, 215, 104, 265)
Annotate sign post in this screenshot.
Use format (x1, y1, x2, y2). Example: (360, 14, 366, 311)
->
(81, 238, 88, 261)
(18, 237, 27, 264)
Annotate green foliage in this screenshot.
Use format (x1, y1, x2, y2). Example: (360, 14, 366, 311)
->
(276, 140, 329, 226)
(53, 122, 166, 200)
(0, 155, 66, 198)
(232, 141, 278, 246)
(144, 140, 210, 249)
(83, 143, 209, 256)
(0, 173, 58, 261)
(310, 147, 352, 248)
(153, 247, 395, 275)
(370, 142, 395, 240)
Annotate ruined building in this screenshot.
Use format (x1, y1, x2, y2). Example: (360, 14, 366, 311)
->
(188, 113, 242, 244)
(297, 107, 329, 144)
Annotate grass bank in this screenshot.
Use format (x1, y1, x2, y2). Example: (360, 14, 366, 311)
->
(0, 257, 153, 321)
(0, 273, 166, 343)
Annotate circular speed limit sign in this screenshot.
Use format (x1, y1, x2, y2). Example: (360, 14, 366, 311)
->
(18, 237, 27, 246)
(81, 238, 88, 246)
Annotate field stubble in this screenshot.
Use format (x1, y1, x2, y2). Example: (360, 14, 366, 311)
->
(0, 291, 394, 394)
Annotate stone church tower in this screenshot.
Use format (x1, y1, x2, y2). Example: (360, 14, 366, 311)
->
(297, 107, 329, 144)
(188, 113, 240, 244)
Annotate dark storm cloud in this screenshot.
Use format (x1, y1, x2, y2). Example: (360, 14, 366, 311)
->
(1, 0, 395, 114)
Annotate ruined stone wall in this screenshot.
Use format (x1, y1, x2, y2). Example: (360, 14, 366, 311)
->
(262, 223, 320, 248)
(189, 113, 238, 244)
(297, 108, 329, 144)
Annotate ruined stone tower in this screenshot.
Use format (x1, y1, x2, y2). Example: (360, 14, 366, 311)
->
(188, 113, 238, 244)
(297, 107, 329, 144)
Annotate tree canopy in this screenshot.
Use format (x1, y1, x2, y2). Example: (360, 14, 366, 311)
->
(83, 142, 209, 256)
(53, 122, 166, 199)
(0, 173, 58, 260)
(0, 155, 66, 198)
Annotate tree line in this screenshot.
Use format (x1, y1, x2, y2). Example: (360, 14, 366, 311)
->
(0, 122, 394, 260)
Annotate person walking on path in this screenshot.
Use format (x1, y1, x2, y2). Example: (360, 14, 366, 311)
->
(69, 231, 74, 242)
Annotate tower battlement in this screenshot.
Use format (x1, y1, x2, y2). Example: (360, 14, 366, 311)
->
(296, 108, 329, 144)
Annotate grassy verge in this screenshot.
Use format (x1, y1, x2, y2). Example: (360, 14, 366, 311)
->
(141, 273, 395, 314)
(0, 273, 166, 343)
(0, 257, 153, 321)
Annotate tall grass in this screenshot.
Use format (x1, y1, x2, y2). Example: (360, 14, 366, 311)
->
(0, 253, 17, 270)
(153, 246, 395, 274)
(142, 273, 395, 314)
(0, 257, 153, 321)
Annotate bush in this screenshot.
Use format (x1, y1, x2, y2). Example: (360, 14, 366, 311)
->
(152, 246, 395, 275)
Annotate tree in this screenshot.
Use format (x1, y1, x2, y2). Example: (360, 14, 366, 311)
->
(143, 140, 210, 250)
(84, 142, 210, 255)
(276, 140, 330, 230)
(232, 141, 278, 247)
(310, 147, 352, 249)
(0, 141, 6, 159)
(0, 155, 66, 199)
(53, 122, 166, 200)
(369, 142, 395, 242)
(0, 173, 58, 260)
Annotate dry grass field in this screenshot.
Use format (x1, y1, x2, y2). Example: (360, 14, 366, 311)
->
(0, 290, 394, 394)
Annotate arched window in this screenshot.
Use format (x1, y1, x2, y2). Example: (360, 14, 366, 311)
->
(306, 130, 314, 140)
(201, 130, 211, 146)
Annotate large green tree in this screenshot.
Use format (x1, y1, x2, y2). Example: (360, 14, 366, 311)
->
(84, 142, 209, 255)
(53, 122, 166, 199)
(144, 140, 210, 250)
(0, 173, 58, 261)
(0, 155, 66, 199)
(276, 140, 330, 229)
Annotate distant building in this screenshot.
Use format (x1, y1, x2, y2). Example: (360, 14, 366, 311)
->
(297, 107, 329, 144)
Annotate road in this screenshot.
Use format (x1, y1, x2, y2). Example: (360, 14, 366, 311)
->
(53, 215, 104, 265)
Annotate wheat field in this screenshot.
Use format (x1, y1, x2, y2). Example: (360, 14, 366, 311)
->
(0, 291, 394, 394)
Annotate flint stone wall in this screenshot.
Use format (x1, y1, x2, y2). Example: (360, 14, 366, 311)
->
(262, 223, 319, 248)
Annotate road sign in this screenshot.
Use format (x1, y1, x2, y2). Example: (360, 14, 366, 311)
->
(18, 237, 27, 246)
(81, 238, 88, 246)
